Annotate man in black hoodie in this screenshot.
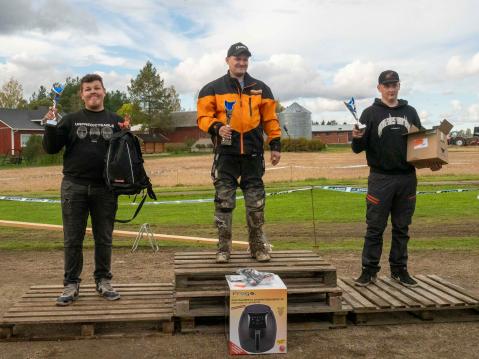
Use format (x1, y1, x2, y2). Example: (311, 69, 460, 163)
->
(352, 70, 441, 287)
(42, 74, 124, 305)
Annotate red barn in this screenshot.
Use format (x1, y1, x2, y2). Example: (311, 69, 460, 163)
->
(312, 124, 354, 144)
(136, 133, 169, 154)
(0, 108, 47, 157)
(166, 111, 208, 143)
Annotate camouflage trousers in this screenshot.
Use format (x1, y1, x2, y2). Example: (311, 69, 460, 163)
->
(213, 153, 269, 254)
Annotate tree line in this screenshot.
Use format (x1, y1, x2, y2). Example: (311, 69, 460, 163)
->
(0, 61, 181, 132)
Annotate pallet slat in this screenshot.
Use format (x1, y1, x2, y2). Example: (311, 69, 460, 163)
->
(0, 282, 175, 336)
(175, 265, 337, 276)
(419, 275, 479, 304)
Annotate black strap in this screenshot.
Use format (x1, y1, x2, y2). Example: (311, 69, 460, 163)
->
(211, 134, 220, 180)
(114, 194, 147, 223)
(147, 184, 157, 200)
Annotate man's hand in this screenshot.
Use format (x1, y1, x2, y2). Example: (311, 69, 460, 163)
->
(42, 107, 58, 124)
(429, 162, 442, 171)
(219, 125, 232, 140)
(352, 124, 364, 139)
(119, 114, 131, 130)
(271, 151, 281, 166)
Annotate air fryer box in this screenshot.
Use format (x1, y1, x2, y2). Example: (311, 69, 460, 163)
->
(406, 119, 453, 169)
(226, 274, 287, 355)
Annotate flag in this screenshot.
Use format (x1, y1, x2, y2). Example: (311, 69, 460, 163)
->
(344, 97, 358, 121)
(52, 85, 64, 105)
(224, 100, 236, 112)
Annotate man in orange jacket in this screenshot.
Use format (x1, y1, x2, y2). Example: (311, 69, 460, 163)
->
(197, 42, 281, 263)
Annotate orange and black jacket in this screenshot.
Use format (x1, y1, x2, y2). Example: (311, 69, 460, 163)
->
(197, 72, 281, 155)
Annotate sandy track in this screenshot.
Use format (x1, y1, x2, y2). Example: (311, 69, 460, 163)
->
(1, 148, 478, 193)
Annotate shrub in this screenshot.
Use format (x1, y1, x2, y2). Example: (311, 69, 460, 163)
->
(22, 135, 63, 165)
(266, 138, 325, 152)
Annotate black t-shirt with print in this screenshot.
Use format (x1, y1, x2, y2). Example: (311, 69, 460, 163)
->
(42, 109, 123, 185)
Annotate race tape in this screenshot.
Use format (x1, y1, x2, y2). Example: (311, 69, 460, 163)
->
(0, 196, 61, 204)
(0, 187, 477, 206)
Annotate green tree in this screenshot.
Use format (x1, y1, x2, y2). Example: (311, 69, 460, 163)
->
(0, 78, 27, 108)
(105, 90, 128, 112)
(58, 77, 82, 113)
(117, 102, 147, 125)
(28, 85, 51, 109)
(128, 61, 181, 132)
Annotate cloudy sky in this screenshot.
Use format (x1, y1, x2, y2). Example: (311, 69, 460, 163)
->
(1, 0, 478, 129)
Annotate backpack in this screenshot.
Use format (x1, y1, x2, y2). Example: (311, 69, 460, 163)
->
(104, 130, 157, 223)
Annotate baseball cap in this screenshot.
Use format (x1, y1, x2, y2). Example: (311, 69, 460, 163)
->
(378, 70, 400, 84)
(227, 42, 252, 57)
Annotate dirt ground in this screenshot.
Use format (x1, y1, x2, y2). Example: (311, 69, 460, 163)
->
(1, 149, 478, 358)
(1, 147, 479, 192)
(0, 248, 478, 359)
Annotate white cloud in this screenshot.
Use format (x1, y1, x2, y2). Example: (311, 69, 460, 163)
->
(446, 53, 479, 77)
(419, 110, 429, 121)
(466, 104, 479, 123)
(161, 50, 226, 94)
(299, 98, 344, 113)
(251, 54, 323, 101)
(0, 0, 96, 34)
(328, 61, 379, 99)
(95, 71, 133, 93)
(451, 100, 462, 112)
(0, 0, 479, 129)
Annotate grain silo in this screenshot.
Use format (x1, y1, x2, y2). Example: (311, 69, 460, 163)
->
(278, 102, 312, 139)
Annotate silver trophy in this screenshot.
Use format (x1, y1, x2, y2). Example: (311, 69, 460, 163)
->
(221, 100, 236, 146)
(46, 84, 64, 126)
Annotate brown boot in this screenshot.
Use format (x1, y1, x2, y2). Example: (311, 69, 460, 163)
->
(255, 250, 271, 262)
(215, 211, 232, 264)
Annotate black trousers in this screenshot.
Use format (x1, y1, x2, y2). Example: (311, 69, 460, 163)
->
(362, 172, 417, 274)
(61, 178, 118, 285)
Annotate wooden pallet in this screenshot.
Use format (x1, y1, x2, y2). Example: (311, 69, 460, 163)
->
(174, 250, 345, 331)
(0, 283, 175, 339)
(338, 275, 479, 325)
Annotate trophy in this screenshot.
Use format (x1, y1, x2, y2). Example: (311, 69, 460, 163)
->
(344, 97, 362, 130)
(221, 100, 236, 146)
(46, 84, 64, 126)
(343, 97, 358, 123)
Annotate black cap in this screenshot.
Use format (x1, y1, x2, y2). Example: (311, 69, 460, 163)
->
(227, 42, 251, 57)
(378, 70, 400, 84)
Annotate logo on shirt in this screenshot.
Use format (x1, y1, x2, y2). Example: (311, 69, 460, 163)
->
(77, 126, 88, 139)
(75, 122, 115, 142)
(377, 115, 411, 138)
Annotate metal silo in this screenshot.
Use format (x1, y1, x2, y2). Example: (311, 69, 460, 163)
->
(278, 102, 312, 139)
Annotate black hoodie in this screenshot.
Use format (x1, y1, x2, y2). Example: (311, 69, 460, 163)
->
(351, 98, 421, 175)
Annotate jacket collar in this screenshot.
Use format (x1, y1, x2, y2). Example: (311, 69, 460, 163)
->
(225, 71, 256, 90)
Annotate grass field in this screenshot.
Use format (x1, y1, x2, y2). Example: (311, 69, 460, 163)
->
(1, 177, 478, 251)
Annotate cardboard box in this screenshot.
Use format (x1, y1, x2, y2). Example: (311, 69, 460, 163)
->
(406, 119, 453, 169)
(226, 274, 287, 355)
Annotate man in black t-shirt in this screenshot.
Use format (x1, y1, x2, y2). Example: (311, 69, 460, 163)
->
(351, 70, 441, 288)
(43, 74, 124, 305)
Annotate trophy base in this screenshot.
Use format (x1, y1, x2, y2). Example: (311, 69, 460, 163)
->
(45, 120, 58, 126)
